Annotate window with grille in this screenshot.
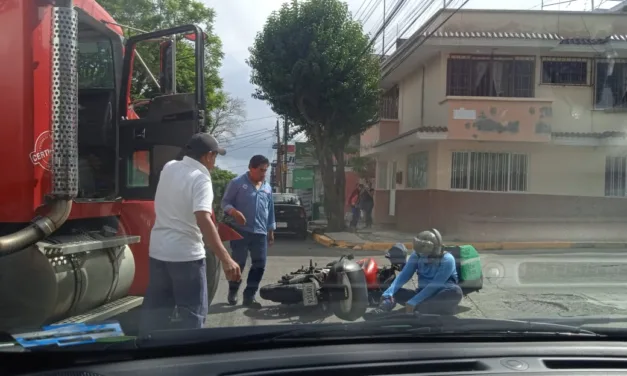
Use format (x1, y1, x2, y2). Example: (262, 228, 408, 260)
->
(595, 59, 627, 109)
(605, 156, 627, 196)
(541, 57, 588, 85)
(446, 55, 535, 98)
(451, 151, 528, 192)
(407, 152, 428, 189)
(377, 161, 388, 189)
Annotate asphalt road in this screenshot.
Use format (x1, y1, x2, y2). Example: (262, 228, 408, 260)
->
(204, 237, 627, 328)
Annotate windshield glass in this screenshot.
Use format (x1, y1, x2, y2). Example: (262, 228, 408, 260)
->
(273, 193, 302, 205)
(4, 0, 627, 353)
(77, 40, 115, 89)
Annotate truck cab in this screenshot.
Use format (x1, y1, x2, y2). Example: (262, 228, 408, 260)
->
(0, 0, 235, 334)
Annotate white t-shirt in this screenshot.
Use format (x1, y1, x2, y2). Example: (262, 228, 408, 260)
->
(149, 156, 214, 262)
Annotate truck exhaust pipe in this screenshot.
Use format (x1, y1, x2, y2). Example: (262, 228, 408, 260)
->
(0, 1, 78, 256)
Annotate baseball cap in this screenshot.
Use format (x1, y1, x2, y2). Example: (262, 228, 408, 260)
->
(186, 133, 226, 156)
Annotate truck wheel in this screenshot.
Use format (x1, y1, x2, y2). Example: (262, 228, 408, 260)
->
(206, 253, 221, 305)
(259, 283, 303, 304)
(328, 259, 369, 321)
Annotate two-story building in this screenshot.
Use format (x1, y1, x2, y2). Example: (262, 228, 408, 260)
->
(361, 8, 627, 242)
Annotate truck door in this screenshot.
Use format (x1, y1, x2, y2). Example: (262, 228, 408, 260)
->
(118, 25, 206, 200)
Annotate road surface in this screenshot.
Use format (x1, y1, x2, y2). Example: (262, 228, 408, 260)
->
(203, 237, 627, 328)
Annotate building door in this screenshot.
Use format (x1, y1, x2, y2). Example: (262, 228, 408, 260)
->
(388, 160, 397, 216)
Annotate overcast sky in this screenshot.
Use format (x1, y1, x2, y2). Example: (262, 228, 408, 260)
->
(206, 0, 609, 175)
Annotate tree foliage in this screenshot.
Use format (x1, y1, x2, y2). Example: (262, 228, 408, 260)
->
(247, 0, 380, 230)
(211, 166, 237, 221)
(210, 167, 238, 220)
(97, 0, 225, 114)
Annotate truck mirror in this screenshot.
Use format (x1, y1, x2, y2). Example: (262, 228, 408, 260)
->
(159, 39, 175, 94)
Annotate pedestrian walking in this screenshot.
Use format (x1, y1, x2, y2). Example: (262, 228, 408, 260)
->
(140, 133, 242, 334)
(221, 155, 275, 309)
(348, 183, 364, 231)
(360, 187, 374, 228)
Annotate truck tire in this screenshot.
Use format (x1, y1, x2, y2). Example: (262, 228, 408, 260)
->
(259, 283, 303, 304)
(206, 253, 221, 305)
(328, 259, 368, 321)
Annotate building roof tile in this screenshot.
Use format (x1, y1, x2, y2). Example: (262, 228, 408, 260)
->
(426, 31, 627, 42)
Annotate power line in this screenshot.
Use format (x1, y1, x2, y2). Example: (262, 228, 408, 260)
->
(384, 0, 470, 76)
(240, 115, 277, 123)
(220, 127, 273, 145)
(353, 0, 371, 19)
(228, 135, 275, 152)
(377, 0, 439, 56)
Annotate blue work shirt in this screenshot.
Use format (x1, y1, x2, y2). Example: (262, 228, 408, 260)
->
(221, 173, 276, 235)
(382, 250, 458, 307)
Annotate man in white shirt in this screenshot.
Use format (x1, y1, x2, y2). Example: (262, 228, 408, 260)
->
(140, 133, 241, 333)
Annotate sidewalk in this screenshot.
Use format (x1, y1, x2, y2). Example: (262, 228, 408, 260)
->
(308, 224, 627, 251)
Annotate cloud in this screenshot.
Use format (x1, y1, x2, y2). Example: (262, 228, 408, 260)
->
(207, 0, 599, 178)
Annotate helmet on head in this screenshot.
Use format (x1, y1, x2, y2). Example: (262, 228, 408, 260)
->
(412, 228, 443, 258)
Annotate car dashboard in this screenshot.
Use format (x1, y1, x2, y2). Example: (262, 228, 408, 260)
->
(12, 340, 627, 376)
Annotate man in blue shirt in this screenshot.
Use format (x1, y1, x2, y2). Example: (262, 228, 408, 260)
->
(375, 229, 463, 315)
(222, 155, 275, 309)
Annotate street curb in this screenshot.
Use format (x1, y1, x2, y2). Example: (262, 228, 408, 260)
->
(311, 235, 627, 251)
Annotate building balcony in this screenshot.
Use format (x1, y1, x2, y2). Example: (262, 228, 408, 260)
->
(360, 119, 400, 155)
(360, 94, 400, 155)
(441, 96, 554, 143)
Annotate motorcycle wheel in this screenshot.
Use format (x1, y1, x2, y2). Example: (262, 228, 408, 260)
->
(206, 253, 221, 306)
(328, 259, 369, 321)
(259, 283, 303, 304)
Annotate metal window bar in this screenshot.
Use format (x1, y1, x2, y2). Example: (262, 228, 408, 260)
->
(540, 57, 590, 86)
(594, 59, 627, 109)
(407, 152, 428, 189)
(605, 156, 627, 197)
(377, 161, 388, 189)
(451, 151, 527, 192)
(446, 55, 535, 98)
(379, 87, 399, 119)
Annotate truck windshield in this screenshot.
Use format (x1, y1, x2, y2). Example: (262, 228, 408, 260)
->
(78, 40, 114, 89)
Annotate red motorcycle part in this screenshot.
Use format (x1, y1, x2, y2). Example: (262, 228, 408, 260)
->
(356, 257, 380, 289)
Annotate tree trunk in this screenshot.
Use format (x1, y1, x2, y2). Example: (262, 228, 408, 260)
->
(318, 155, 341, 231)
(316, 146, 347, 232)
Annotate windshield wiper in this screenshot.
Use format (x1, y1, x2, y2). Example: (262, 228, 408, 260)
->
(267, 314, 604, 342)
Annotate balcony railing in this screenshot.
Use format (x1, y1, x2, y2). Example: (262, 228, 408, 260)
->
(380, 93, 399, 120)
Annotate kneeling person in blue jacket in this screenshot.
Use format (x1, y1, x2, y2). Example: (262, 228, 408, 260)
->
(378, 229, 463, 315)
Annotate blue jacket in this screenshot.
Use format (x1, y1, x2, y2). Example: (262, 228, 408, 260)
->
(382, 251, 458, 306)
(221, 173, 276, 235)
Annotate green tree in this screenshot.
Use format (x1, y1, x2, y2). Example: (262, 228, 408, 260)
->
(97, 0, 225, 115)
(247, 0, 380, 231)
(210, 167, 238, 220)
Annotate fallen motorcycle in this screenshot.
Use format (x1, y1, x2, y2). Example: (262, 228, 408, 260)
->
(259, 245, 409, 320)
(259, 256, 369, 321)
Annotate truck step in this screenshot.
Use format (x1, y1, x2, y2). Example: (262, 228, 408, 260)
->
(39, 234, 141, 256)
(54, 295, 143, 325)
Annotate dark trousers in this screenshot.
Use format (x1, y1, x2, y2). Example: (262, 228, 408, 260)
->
(349, 206, 361, 228)
(393, 284, 463, 315)
(363, 206, 373, 227)
(228, 231, 268, 300)
(139, 257, 208, 334)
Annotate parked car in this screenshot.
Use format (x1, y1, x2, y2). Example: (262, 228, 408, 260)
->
(273, 193, 308, 240)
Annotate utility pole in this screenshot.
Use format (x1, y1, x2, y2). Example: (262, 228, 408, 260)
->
(283, 116, 289, 193)
(275, 118, 282, 192)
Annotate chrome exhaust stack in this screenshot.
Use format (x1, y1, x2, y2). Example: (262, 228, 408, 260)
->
(0, 0, 78, 255)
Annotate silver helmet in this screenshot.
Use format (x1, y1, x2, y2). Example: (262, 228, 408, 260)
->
(412, 228, 443, 257)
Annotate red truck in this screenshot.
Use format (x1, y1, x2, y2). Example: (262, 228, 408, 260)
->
(0, 0, 239, 334)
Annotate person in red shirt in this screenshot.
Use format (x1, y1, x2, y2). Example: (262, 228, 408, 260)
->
(348, 184, 364, 230)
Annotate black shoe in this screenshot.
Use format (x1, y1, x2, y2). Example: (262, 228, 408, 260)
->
(227, 290, 238, 306)
(243, 298, 262, 309)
